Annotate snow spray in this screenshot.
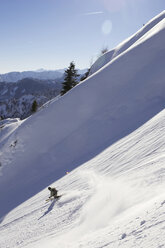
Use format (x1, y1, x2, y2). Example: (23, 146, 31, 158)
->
(77, 170, 136, 234)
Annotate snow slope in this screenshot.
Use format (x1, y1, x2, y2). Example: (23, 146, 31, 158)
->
(0, 9, 165, 218)
(0, 118, 22, 147)
(0, 109, 165, 248)
(0, 11, 165, 248)
(89, 10, 165, 75)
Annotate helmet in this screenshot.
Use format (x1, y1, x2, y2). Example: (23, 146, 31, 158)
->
(48, 187, 51, 190)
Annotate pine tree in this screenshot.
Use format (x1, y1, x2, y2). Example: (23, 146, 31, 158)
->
(61, 62, 79, 95)
(31, 100, 38, 113)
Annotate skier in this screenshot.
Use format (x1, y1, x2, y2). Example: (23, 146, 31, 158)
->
(48, 186, 58, 199)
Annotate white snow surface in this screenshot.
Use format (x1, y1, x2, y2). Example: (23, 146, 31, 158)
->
(0, 11, 165, 248)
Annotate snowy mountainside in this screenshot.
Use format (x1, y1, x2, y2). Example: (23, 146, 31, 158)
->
(0, 68, 87, 83)
(0, 78, 62, 119)
(0, 11, 165, 219)
(89, 10, 165, 75)
(0, 109, 165, 248)
(0, 118, 21, 151)
(0, 11, 165, 248)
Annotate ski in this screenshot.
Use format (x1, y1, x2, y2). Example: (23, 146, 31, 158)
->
(45, 195, 62, 202)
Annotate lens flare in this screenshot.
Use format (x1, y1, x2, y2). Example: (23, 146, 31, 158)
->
(102, 19, 112, 35)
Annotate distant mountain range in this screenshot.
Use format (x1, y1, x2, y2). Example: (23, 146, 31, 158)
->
(0, 78, 62, 119)
(0, 68, 87, 83)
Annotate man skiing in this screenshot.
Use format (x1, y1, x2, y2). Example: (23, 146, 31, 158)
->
(48, 186, 58, 199)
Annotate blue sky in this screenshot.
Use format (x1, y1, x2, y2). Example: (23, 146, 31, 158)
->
(0, 0, 164, 73)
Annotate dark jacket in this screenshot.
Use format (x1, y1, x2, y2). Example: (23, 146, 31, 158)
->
(49, 187, 58, 197)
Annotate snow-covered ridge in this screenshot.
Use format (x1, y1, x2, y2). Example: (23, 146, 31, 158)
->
(89, 10, 165, 75)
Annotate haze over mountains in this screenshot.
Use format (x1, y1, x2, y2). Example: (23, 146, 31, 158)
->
(0, 11, 165, 248)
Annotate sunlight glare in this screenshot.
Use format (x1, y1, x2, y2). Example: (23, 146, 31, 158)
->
(101, 0, 126, 12)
